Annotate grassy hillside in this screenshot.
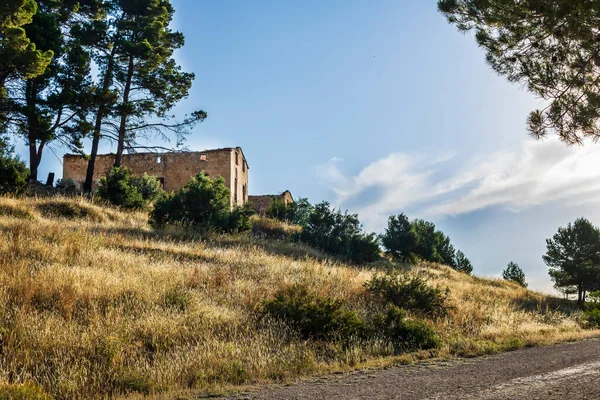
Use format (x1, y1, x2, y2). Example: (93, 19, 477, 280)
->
(0, 196, 597, 399)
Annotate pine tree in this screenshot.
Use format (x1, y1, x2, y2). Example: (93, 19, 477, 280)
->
(381, 213, 416, 262)
(7, 0, 97, 181)
(454, 250, 473, 274)
(544, 218, 600, 306)
(80, 0, 206, 193)
(502, 261, 527, 287)
(0, 0, 53, 126)
(439, 0, 600, 144)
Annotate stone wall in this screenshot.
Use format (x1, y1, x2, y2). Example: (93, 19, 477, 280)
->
(249, 190, 294, 215)
(63, 148, 250, 207)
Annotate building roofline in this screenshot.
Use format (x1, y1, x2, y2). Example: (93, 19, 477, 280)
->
(64, 147, 250, 168)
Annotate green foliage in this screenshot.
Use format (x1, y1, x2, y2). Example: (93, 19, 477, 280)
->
(0, 382, 51, 400)
(6, 0, 96, 180)
(454, 250, 473, 274)
(544, 217, 600, 306)
(163, 285, 191, 312)
(298, 201, 380, 264)
(381, 214, 471, 273)
(365, 272, 450, 318)
(97, 167, 162, 210)
(583, 309, 600, 329)
(80, 0, 206, 190)
(262, 285, 441, 353)
(0, 139, 28, 194)
(285, 197, 314, 226)
(503, 261, 528, 287)
(267, 197, 287, 220)
(372, 306, 441, 352)
(152, 172, 253, 233)
(267, 197, 314, 226)
(0, 0, 53, 100)
(261, 285, 365, 341)
(439, 0, 600, 144)
(381, 213, 415, 262)
(116, 370, 153, 395)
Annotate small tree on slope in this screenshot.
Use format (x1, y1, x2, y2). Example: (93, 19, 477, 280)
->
(503, 262, 527, 288)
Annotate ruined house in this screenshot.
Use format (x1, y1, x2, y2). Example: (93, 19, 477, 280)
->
(62, 147, 249, 207)
(248, 190, 294, 215)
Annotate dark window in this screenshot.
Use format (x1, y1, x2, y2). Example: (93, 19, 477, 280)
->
(158, 177, 165, 187)
(234, 178, 238, 203)
(235, 151, 239, 165)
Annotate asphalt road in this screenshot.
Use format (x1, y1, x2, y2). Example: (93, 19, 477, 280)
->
(224, 339, 600, 400)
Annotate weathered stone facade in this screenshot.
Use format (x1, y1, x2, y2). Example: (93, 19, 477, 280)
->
(248, 190, 294, 215)
(63, 148, 250, 207)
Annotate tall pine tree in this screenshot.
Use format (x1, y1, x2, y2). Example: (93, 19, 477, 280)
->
(80, 0, 205, 193)
(7, 0, 97, 181)
(0, 0, 53, 127)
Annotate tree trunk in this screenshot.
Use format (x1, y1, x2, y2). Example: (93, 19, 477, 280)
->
(578, 283, 584, 307)
(114, 56, 134, 168)
(25, 80, 43, 182)
(84, 46, 118, 194)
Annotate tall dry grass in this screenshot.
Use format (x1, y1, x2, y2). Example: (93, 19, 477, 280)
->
(0, 196, 596, 399)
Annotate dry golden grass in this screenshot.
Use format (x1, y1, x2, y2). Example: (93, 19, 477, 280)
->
(0, 196, 597, 399)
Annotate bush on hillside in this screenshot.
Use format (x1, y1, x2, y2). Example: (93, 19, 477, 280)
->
(372, 306, 441, 352)
(152, 172, 254, 233)
(297, 201, 380, 264)
(584, 309, 600, 328)
(0, 139, 28, 194)
(267, 197, 288, 220)
(0, 382, 51, 400)
(261, 285, 441, 353)
(97, 167, 162, 210)
(261, 285, 365, 341)
(365, 272, 450, 318)
(268, 197, 314, 226)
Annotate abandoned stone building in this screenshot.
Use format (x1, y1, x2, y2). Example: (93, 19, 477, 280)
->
(248, 190, 294, 215)
(63, 147, 250, 207)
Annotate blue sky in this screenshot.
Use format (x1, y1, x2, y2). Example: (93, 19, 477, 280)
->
(17, 0, 600, 293)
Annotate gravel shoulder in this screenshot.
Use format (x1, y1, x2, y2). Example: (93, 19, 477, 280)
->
(219, 339, 600, 400)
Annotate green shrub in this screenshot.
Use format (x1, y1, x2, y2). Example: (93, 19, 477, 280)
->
(152, 172, 253, 233)
(267, 197, 314, 226)
(262, 285, 365, 341)
(116, 370, 153, 395)
(372, 306, 441, 352)
(297, 201, 380, 264)
(262, 285, 441, 353)
(0, 382, 51, 400)
(97, 167, 162, 210)
(584, 308, 600, 328)
(163, 285, 192, 311)
(0, 139, 28, 194)
(267, 197, 288, 220)
(365, 272, 450, 318)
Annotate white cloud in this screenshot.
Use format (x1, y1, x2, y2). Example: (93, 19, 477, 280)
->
(318, 138, 600, 231)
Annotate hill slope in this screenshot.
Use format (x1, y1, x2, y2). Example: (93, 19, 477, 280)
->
(0, 196, 596, 399)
